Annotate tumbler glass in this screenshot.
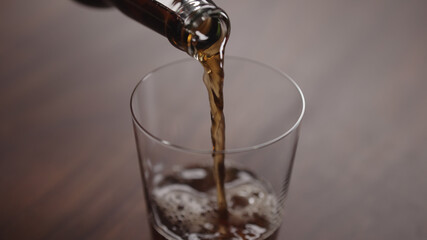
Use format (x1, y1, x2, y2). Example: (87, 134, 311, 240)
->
(131, 56, 305, 240)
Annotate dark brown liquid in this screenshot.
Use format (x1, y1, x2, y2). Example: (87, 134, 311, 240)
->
(202, 53, 228, 227)
(194, 15, 230, 225)
(150, 166, 281, 240)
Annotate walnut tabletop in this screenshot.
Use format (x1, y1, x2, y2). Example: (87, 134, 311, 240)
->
(1, 1, 426, 239)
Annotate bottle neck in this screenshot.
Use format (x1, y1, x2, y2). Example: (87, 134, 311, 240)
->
(74, 0, 229, 57)
(176, 0, 218, 26)
(110, 0, 229, 57)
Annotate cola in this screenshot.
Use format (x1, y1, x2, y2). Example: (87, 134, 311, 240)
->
(147, 166, 281, 240)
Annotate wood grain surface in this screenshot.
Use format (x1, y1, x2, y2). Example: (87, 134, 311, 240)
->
(1, 0, 427, 239)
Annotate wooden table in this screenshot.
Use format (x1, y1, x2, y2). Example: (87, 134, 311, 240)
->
(1, 1, 426, 239)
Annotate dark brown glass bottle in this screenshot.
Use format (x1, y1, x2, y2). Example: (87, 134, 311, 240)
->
(74, 0, 229, 57)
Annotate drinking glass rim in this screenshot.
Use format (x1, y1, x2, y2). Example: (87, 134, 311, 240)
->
(130, 56, 305, 154)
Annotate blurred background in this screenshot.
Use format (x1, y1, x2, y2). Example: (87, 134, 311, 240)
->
(1, 0, 426, 239)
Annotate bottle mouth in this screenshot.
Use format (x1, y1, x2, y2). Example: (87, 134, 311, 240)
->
(185, 8, 230, 58)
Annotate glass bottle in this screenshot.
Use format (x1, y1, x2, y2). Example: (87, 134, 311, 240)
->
(73, 0, 230, 58)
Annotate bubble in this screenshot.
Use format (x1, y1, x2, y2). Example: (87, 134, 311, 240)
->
(180, 168, 207, 180)
(151, 167, 282, 239)
(153, 183, 217, 234)
(203, 223, 214, 230)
